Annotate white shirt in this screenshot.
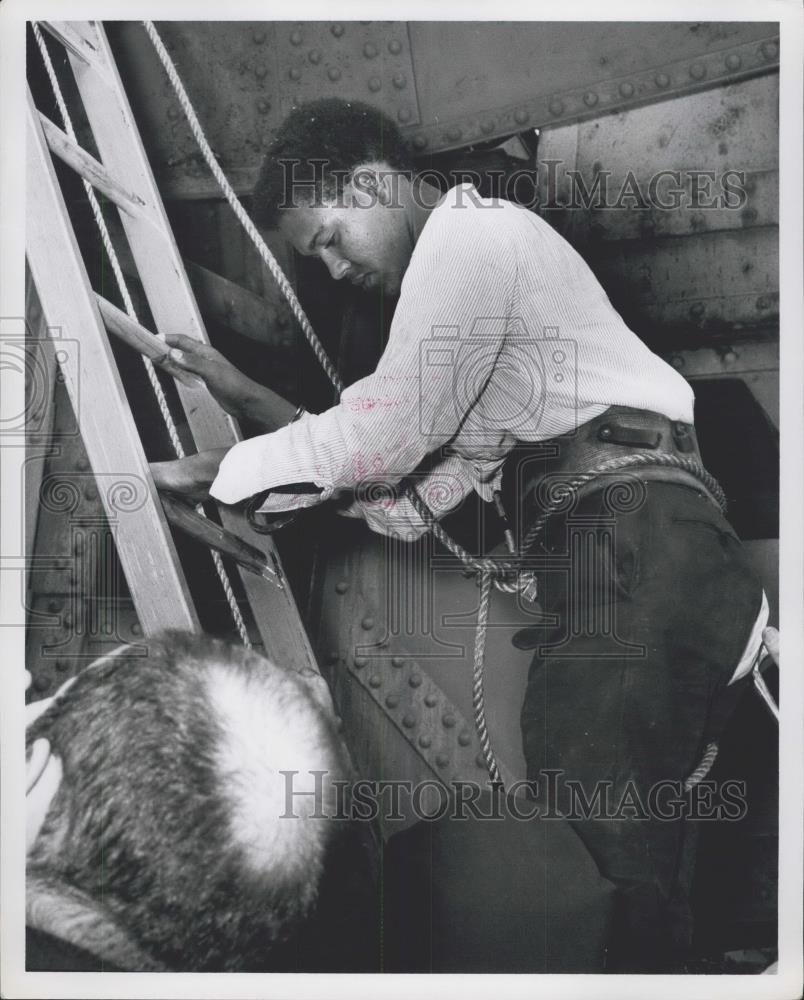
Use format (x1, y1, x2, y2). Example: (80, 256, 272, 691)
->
(210, 185, 694, 540)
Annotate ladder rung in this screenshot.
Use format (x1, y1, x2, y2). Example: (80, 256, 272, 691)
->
(39, 112, 146, 216)
(39, 21, 108, 76)
(94, 293, 201, 387)
(159, 494, 278, 584)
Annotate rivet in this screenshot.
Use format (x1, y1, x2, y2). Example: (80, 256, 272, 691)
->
(514, 108, 530, 125)
(480, 118, 495, 134)
(412, 133, 428, 150)
(435, 752, 449, 768)
(403, 712, 417, 728)
(725, 53, 742, 71)
(335, 580, 348, 594)
(361, 616, 375, 630)
(424, 693, 438, 707)
(47, 599, 60, 613)
(308, 49, 321, 64)
(446, 125, 462, 142)
(331, 23, 345, 38)
(619, 81, 634, 98)
(408, 673, 422, 687)
(328, 67, 342, 82)
(442, 713, 456, 729)
(131, 622, 142, 636)
(671, 355, 685, 370)
(475, 753, 487, 769)
(397, 107, 412, 123)
(655, 72, 670, 88)
(391, 655, 405, 668)
(548, 97, 564, 116)
(55, 659, 69, 672)
(392, 72, 407, 89)
(458, 731, 472, 747)
(689, 302, 705, 318)
(385, 694, 399, 709)
(756, 296, 770, 311)
(85, 487, 98, 502)
(369, 674, 382, 688)
(761, 40, 778, 61)
(255, 65, 268, 80)
(583, 91, 599, 107)
(257, 98, 271, 114)
(289, 67, 301, 81)
(723, 349, 738, 364)
(599, 426, 612, 440)
(368, 76, 382, 93)
(689, 62, 706, 81)
(35, 675, 51, 693)
(354, 656, 368, 669)
(388, 39, 402, 54)
(363, 42, 378, 59)
(290, 29, 303, 46)
(252, 30, 266, 44)
(418, 735, 432, 748)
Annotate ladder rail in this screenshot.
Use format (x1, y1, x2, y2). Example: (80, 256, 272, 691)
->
(26, 88, 200, 635)
(36, 21, 319, 671)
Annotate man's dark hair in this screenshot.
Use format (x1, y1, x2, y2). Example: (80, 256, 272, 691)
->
(27, 631, 352, 971)
(253, 98, 413, 228)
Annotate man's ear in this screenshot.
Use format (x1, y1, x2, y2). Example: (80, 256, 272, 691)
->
(350, 164, 395, 208)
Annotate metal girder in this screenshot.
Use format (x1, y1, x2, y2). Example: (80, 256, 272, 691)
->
(406, 22, 779, 152)
(103, 20, 780, 199)
(661, 338, 779, 432)
(311, 515, 543, 828)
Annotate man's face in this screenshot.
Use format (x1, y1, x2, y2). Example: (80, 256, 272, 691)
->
(278, 175, 414, 298)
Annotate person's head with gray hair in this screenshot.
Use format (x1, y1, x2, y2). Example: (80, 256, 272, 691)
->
(26, 631, 353, 971)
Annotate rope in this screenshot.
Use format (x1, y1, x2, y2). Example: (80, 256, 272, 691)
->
(33, 22, 251, 649)
(472, 571, 503, 783)
(142, 20, 344, 397)
(521, 452, 727, 555)
(683, 741, 719, 790)
(141, 20, 729, 786)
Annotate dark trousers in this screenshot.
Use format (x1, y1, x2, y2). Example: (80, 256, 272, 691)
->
(517, 480, 762, 971)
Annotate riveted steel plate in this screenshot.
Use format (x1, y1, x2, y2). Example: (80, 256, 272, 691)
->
(313, 516, 543, 795)
(104, 21, 779, 199)
(406, 22, 778, 152)
(274, 21, 420, 127)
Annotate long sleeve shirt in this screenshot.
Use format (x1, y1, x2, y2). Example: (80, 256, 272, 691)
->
(210, 184, 694, 540)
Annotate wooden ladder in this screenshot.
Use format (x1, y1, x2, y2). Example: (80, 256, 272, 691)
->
(26, 20, 318, 671)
